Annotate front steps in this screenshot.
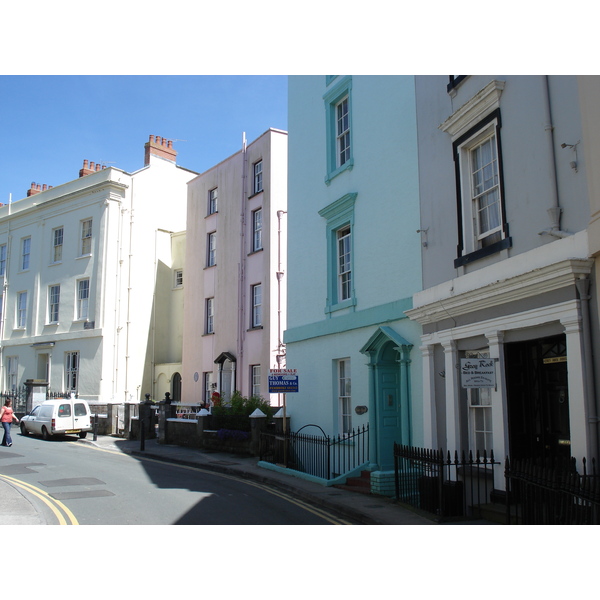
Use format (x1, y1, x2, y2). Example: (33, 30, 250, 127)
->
(334, 470, 372, 495)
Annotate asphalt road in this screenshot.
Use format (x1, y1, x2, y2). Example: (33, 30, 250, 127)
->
(0, 433, 354, 525)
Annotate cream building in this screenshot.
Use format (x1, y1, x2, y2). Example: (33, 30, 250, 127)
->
(0, 136, 196, 405)
(181, 129, 288, 406)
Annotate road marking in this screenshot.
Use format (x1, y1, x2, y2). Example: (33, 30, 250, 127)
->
(80, 444, 353, 525)
(0, 474, 79, 525)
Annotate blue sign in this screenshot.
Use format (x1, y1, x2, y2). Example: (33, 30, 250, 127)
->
(269, 369, 299, 393)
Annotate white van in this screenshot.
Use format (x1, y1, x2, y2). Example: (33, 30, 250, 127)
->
(20, 397, 93, 440)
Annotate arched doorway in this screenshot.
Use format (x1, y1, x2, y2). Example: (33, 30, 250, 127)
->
(171, 372, 182, 403)
(361, 326, 413, 471)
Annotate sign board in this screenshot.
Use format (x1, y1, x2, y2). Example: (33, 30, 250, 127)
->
(460, 358, 496, 388)
(269, 369, 298, 394)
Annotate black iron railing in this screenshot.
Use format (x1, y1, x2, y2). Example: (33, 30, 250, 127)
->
(260, 424, 369, 480)
(505, 456, 600, 525)
(393, 444, 500, 521)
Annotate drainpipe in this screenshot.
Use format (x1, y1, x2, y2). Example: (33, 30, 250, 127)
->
(124, 178, 135, 403)
(539, 75, 572, 239)
(237, 132, 248, 395)
(0, 209, 12, 389)
(576, 276, 599, 459)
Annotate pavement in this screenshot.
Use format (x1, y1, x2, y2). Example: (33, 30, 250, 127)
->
(0, 433, 495, 525)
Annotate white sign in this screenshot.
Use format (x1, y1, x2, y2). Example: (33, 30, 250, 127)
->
(460, 358, 496, 388)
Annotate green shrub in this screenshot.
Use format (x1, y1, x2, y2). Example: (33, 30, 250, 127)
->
(213, 390, 273, 420)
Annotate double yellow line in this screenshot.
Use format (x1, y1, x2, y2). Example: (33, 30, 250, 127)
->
(0, 474, 79, 525)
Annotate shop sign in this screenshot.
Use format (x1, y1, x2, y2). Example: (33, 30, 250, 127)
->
(460, 358, 496, 388)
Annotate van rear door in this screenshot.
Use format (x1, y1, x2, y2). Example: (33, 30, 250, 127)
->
(73, 402, 91, 431)
(55, 402, 75, 432)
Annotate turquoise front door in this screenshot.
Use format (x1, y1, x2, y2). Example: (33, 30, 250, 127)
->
(361, 326, 413, 472)
(377, 361, 402, 470)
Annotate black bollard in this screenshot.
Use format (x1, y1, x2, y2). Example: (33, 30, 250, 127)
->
(140, 418, 145, 451)
(93, 413, 98, 441)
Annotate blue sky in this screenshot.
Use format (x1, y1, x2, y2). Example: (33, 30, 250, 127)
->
(0, 75, 288, 202)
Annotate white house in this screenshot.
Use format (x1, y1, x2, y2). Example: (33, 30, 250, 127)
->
(0, 135, 197, 405)
(407, 76, 599, 492)
(181, 129, 288, 406)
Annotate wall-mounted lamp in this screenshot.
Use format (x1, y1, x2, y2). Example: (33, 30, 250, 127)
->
(560, 141, 580, 173)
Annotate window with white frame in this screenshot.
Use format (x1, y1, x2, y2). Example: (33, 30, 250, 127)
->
(251, 365, 261, 397)
(337, 226, 352, 302)
(174, 269, 183, 288)
(336, 96, 351, 168)
(65, 351, 79, 391)
(252, 208, 263, 252)
(338, 359, 352, 434)
(318, 192, 357, 314)
(53, 227, 64, 263)
(253, 160, 263, 194)
(21, 237, 31, 270)
(16, 291, 27, 328)
(6, 356, 18, 391)
(323, 76, 353, 183)
(208, 187, 218, 215)
(207, 232, 216, 267)
(48, 285, 60, 323)
(80, 219, 92, 255)
(466, 350, 493, 454)
(205, 297, 214, 334)
(0, 244, 6, 276)
(77, 279, 90, 320)
(204, 371, 214, 405)
(440, 82, 510, 267)
(251, 284, 262, 328)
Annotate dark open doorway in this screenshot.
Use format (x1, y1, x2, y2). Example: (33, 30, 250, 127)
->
(505, 334, 570, 461)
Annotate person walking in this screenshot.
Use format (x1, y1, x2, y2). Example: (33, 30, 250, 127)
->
(0, 399, 19, 447)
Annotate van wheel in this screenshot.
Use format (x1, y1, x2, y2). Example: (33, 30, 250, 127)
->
(42, 427, 51, 441)
(79, 432, 87, 439)
(20, 423, 29, 436)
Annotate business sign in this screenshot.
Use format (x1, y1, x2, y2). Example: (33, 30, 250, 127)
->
(269, 369, 298, 393)
(460, 358, 496, 388)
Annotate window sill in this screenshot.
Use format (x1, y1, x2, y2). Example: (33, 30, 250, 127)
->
(248, 248, 263, 256)
(454, 237, 512, 268)
(247, 326, 263, 332)
(77, 254, 92, 260)
(202, 332, 215, 337)
(204, 264, 216, 270)
(46, 322, 59, 327)
(325, 159, 354, 186)
(49, 261, 62, 267)
(206, 211, 218, 218)
(325, 296, 357, 315)
(248, 190, 263, 200)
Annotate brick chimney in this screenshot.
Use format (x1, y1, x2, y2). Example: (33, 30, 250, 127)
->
(144, 135, 177, 166)
(27, 182, 53, 197)
(79, 160, 107, 178)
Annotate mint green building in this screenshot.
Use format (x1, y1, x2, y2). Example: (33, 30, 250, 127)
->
(283, 76, 423, 494)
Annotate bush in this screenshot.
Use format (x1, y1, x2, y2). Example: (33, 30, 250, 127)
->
(212, 390, 273, 420)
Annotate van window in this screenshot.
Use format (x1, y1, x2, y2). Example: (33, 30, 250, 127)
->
(58, 404, 71, 417)
(39, 406, 53, 418)
(74, 403, 88, 416)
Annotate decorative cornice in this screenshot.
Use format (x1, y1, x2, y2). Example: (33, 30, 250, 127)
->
(406, 258, 593, 325)
(440, 79, 505, 140)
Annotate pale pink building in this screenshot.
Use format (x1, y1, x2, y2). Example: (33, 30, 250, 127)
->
(181, 129, 288, 406)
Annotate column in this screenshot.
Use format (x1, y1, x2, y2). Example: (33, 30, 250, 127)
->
(562, 313, 590, 461)
(486, 330, 509, 490)
(442, 340, 460, 453)
(420, 342, 437, 449)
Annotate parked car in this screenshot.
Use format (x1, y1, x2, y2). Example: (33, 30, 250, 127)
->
(20, 398, 93, 440)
